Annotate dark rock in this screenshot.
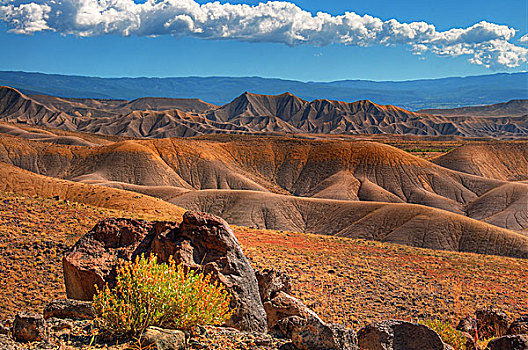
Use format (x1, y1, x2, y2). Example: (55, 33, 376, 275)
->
(263, 291, 318, 329)
(141, 326, 186, 350)
(63, 211, 267, 332)
(275, 315, 357, 350)
(12, 311, 48, 343)
(485, 334, 528, 350)
(43, 299, 94, 320)
(476, 308, 509, 339)
(256, 268, 292, 302)
(357, 320, 445, 350)
(508, 315, 528, 335)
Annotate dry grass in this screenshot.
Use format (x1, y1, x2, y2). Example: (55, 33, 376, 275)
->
(235, 226, 528, 328)
(1, 191, 527, 334)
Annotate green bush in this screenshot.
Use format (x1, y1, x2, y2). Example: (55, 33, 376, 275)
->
(420, 319, 468, 350)
(93, 254, 232, 338)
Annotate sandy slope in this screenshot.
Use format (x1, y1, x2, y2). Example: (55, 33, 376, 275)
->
(0, 162, 185, 218)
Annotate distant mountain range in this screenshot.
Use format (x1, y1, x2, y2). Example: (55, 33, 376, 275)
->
(1, 86, 527, 139)
(0, 71, 526, 110)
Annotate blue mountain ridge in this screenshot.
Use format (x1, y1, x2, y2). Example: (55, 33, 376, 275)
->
(0, 71, 526, 110)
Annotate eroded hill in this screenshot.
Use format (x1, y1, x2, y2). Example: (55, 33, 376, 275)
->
(2, 86, 528, 138)
(1, 132, 528, 257)
(433, 142, 528, 181)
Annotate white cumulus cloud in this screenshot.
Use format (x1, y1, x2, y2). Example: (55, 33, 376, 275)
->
(0, 0, 526, 68)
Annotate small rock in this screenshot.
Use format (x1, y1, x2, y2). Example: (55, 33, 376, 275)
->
(12, 311, 48, 343)
(476, 308, 509, 339)
(456, 316, 477, 335)
(47, 318, 74, 331)
(485, 334, 528, 350)
(264, 291, 319, 329)
(357, 320, 445, 350)
(256, 268, 292, 302)
(508, 315, 528, 335)
(141, 326, 186, 350)
(276, 315, 357, 350)
(43, 299, 94, 320)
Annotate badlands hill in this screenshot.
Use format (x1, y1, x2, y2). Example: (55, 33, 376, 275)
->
(30, 94, 217, 116)
(1, 131, 528, 257)
(433, 142, 528, 181)
(0, 161, 185, 218)
(2, 86, 528, 138)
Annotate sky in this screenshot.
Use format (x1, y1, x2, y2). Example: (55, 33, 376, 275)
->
(0, 0, 527, 81)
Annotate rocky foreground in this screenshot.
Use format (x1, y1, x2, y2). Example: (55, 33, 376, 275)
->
(1, 211, 527, 349)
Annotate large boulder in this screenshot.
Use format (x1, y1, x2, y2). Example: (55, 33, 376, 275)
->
(12, 311, 48, 343)
(275, 315, 357, 350)
(485, 334, 528, 350)
(476, 308, 509, 339)
(357, 320, 446, 350)
(63, 211, 267, 333)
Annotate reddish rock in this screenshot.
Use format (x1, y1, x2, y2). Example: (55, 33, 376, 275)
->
(263, 291, 318, 328)
(141, 326, 186, 350)
(12, 311, 48, 343)
(63, 211, 267, 332)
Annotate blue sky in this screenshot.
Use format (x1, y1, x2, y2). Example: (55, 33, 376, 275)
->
(0, 0, 527, 81)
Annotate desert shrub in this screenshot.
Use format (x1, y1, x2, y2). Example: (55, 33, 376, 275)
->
(477, 337, 496, 349)
(93, 254, 232, 337)
(420, 319, 467, 350)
